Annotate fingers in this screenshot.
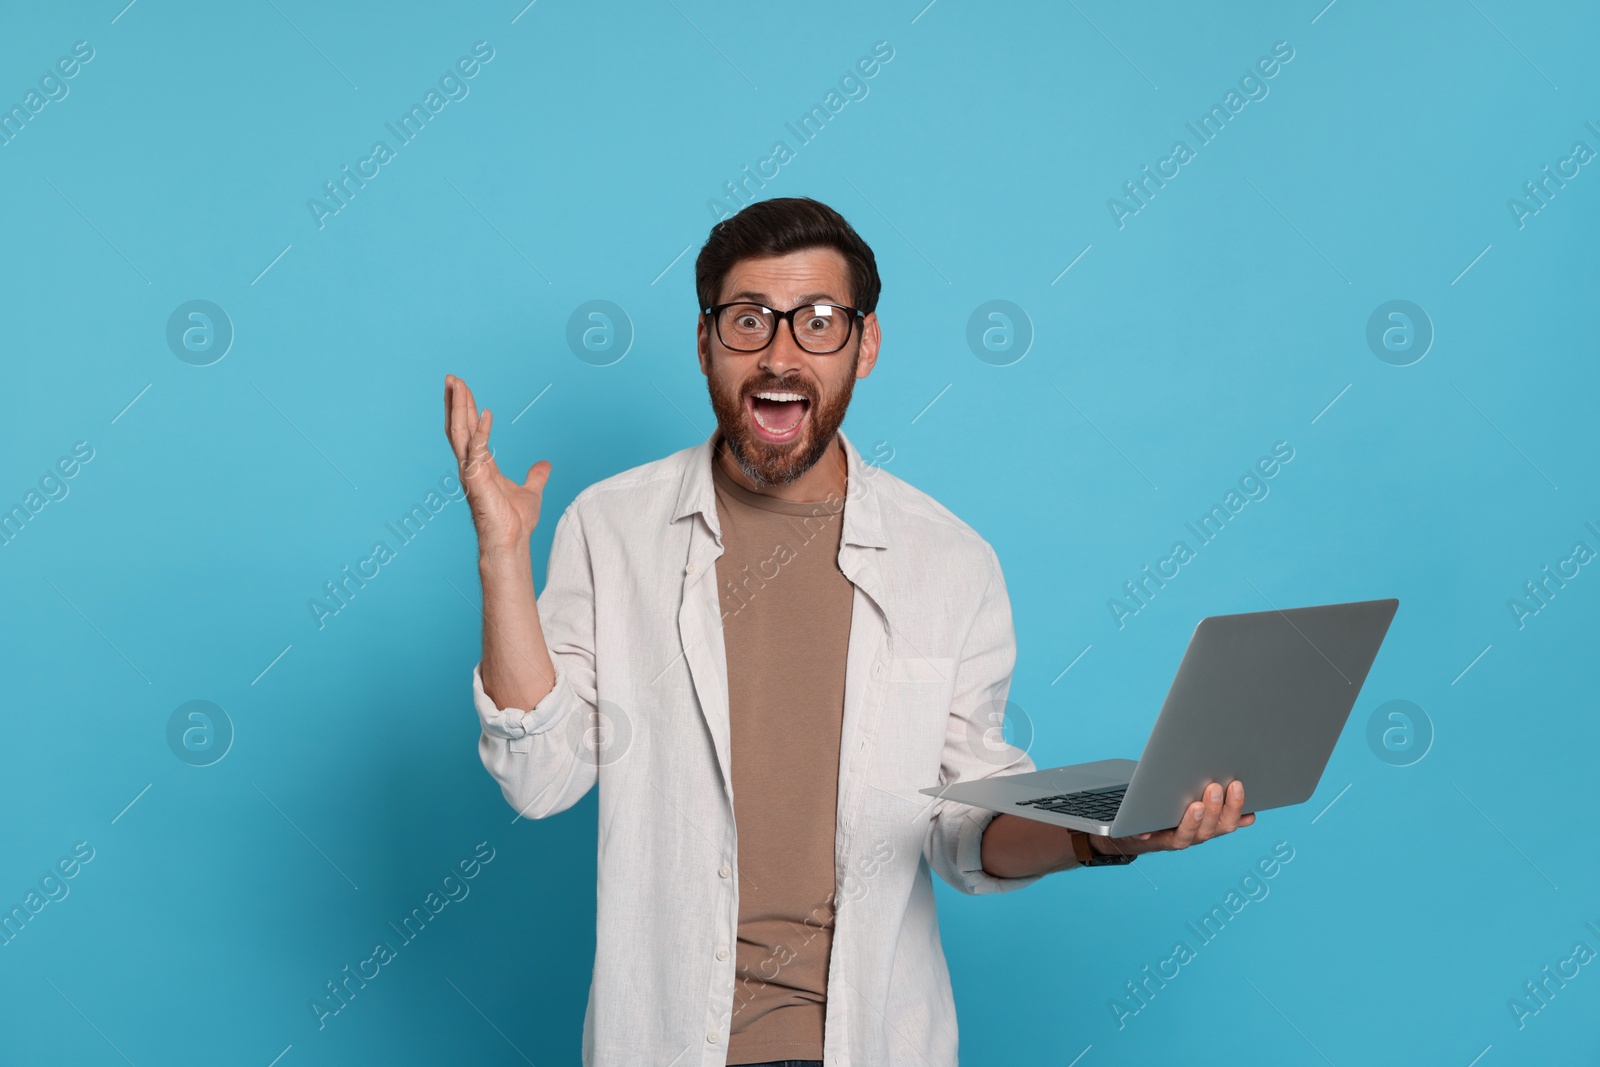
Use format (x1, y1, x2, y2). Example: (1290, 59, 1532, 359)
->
(1194, 780, 1252, 841)
(445, 374, 481, 464)
(1195, 782, 1227, 839)
(1185, 799, 1206, 837)
(1165, 800, 1204, 850)
(444, 375, 459, 458)
(1140, 781, 1256, 854)
(1220, 780, 1248, 831)
(463, 405, 497, 484)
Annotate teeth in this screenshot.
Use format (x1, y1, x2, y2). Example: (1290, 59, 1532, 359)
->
(753, 391, 806, 402)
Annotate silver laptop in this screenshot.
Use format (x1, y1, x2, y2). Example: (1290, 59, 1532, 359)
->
(919, 598, 1399, 837)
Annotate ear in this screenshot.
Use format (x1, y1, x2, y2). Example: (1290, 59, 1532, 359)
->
(696, 316, 711, 377)
(854, 312, 880, 379)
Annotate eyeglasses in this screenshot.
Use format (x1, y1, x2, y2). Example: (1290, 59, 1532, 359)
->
(703, 301, 864, 355)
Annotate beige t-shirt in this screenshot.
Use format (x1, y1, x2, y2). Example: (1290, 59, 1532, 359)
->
(712, 455, 854, 1065)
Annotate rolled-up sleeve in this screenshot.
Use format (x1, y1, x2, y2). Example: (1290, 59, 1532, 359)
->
(473, 502, 600, 820)
(924, 543, 1046, 896)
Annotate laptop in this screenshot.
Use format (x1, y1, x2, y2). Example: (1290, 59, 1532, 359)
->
(919, 598, 1399, 838)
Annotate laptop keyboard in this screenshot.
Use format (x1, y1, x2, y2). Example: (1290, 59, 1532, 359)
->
(1016, 785, 1126, 822)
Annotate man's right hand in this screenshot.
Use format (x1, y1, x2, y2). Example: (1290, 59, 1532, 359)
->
(444, 374, 553, 556)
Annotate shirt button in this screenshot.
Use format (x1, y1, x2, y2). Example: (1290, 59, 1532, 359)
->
(716, 947, 729, 961)
(706, 1030, 719, 1044)
(718, 863, 731, 879)
(686, 562, 697, 574)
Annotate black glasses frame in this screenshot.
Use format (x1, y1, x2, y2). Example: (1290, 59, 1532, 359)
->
(702, 301, 865, 355)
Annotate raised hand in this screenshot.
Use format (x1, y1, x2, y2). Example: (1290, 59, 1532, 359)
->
(444, 374, 553, 555)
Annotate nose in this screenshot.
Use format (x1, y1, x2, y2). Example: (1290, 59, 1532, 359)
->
(758, 316, 807, 377)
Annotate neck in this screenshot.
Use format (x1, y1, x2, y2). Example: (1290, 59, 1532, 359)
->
(713, 433, 848, 503)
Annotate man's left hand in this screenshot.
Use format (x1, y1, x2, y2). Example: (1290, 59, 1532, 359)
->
(1090, 779, 1255, 859)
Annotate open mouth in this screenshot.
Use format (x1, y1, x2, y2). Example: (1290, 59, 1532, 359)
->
(746, 389, 810, 444)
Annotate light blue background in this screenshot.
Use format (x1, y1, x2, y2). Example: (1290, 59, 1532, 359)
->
(2, 1, 1597, 1063)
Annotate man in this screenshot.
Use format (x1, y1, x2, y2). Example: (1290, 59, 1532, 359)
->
(443, 197, 1253, 1066)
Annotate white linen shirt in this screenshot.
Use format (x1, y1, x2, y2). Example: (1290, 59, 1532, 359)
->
(471, 428, 1044, 1066)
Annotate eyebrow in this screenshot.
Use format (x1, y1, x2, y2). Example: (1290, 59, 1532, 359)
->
(720, 290, 843, 307)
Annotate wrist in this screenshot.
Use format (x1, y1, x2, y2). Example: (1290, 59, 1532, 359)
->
(479, 545, 532, 576)
(1091, 833, 1144, 858)
(1073, 830, 1139, 867)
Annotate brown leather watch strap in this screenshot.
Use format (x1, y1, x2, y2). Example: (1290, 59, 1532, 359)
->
(1070, 830, 1097, 866)
(1072, 830, 1136, 866)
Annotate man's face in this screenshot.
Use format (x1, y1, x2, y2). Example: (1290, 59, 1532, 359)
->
(697, 247, 879, 486)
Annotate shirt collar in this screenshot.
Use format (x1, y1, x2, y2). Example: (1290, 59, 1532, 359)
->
(672, 427, 889, 549)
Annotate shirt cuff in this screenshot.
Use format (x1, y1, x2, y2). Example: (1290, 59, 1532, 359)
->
(471, 660, 577, 745)
(953, 806, 1047, 895)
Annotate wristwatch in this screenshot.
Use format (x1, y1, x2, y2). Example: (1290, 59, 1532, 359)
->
(1071, 830, 1136, 867)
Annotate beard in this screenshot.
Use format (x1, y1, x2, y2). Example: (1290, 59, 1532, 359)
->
(707, 352, 858, 487)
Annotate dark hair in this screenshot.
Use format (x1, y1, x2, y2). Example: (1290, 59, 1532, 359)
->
(695, 197, 881, 315)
